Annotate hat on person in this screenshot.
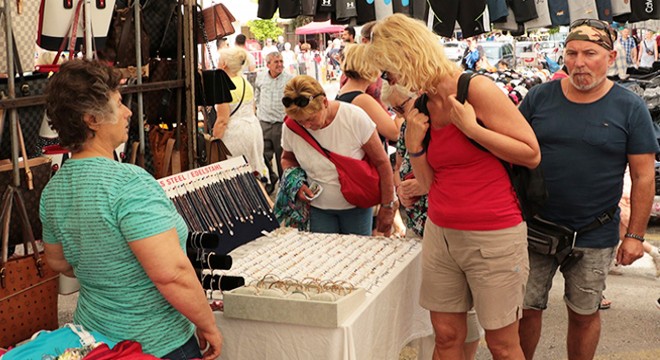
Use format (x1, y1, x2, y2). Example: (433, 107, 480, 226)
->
(565, 19, 616, 51)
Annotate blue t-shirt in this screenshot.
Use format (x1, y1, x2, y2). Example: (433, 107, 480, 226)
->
(519, 81, 660, 248)
(39, 157, 193, 357)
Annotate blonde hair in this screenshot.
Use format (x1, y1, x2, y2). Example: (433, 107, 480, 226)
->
(218, 47, 247, 75)
(283, 75, 326, 120)
(367, 14, 459, 93)
(341, 44, 379, 82)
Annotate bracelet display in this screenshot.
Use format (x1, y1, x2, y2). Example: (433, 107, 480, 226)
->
(213, 229, 421, 294)
(624, 232, 645, 242)
(408, 148, 426, 158)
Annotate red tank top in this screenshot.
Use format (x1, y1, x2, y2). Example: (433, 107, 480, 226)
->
(427, 124, 522, 230)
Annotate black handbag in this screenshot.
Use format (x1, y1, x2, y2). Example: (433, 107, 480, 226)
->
(193, 5, 234, 107)
(0, 26, 49, 159)
(195, 69, 235, 106)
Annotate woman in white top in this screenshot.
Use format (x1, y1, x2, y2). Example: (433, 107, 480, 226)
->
(213, 47, 268, 178)
(637, 31, 658, 68)
(281, 75, 395, 235)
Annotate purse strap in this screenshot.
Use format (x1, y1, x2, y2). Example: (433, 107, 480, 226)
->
(54, 0, 85, 62)
(196, 4, 216, 70)
(230, 77, 246, 117)
(284, 117, 330, 159)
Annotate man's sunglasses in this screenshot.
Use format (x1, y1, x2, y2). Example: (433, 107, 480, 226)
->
(282, 93, 325, 108)
(569, 18, 617, 43)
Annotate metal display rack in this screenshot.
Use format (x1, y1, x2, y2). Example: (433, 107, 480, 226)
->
(0, 0, 201, 171)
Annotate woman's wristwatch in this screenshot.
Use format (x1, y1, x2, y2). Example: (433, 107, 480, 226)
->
(381, 194, 399, 209)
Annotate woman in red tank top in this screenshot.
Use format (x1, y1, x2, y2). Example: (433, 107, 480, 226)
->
(368, 15, 540, 360)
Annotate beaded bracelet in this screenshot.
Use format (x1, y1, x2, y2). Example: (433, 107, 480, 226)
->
(624, 232, 645, 242)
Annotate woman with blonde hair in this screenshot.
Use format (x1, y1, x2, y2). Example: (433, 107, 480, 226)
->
(337, 43, 400, 141)
(214, 47, 268, 178)
(280, 75, 395, 235)
(368, 14, 540, 360)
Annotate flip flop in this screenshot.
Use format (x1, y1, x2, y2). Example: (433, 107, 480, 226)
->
(599, 295, 612, 310)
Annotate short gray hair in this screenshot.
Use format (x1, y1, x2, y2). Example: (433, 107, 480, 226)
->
(265, 51, 282, 64)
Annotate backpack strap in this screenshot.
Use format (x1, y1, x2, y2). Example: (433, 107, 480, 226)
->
(456, 72, 475, 104)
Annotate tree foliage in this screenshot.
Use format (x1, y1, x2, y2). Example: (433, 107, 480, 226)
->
(247, 19, 283, 41)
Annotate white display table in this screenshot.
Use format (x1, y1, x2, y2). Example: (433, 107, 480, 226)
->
(212, 230, 434, 360)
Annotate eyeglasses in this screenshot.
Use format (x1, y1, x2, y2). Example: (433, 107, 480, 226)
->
(569, 18, 617, 43)
(282, 93, 325, 108)
(392, 96, 412, 115)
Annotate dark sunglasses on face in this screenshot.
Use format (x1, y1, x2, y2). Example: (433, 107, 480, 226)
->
(392, 97, 412, 115)
(282, 93, 325, 108)
(380, 71, 390, 82)
(569, 18, 617, 43)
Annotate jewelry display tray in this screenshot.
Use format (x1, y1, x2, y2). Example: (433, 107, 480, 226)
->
(223, 288, 366, 328)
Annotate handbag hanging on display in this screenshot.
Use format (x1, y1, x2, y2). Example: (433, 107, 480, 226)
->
(195, 2, 236, 44)
(148, 124, 189, 179)
(100, 0, 150, 68)
(0, 0, 40, 73)
(144, 4, 179, 126)
(116, 0, 179, 59)
(0, 121, 58, 348)
(194, 5, 234, 107)
(0, 24, 50, 159)
(284, 117, 381, 209)
(37, 0, 115, 52)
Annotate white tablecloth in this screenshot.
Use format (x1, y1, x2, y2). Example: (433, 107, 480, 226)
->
(214, 233, 433, 360)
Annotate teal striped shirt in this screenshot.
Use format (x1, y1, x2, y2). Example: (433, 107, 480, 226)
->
(40, 157, 194, 357)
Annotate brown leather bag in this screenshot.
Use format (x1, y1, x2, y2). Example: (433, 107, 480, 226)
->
(204, 134, 232, 165)
(149, 126, 189, 179)
(0, 115, 52, 247)
(0, 151, 58, 347)
(196, 3, 236, 44)
(102, 1, 150, 67)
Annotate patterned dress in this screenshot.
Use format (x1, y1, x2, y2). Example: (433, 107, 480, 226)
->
(395, 121, 429, 237)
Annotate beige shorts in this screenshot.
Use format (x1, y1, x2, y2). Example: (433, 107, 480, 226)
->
(420, 220, 529, 330)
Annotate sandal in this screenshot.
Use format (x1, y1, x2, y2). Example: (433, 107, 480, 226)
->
(599, 295, 611, 310)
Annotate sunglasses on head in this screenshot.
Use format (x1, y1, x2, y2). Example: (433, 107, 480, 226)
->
(569, 19, 617, 43)
(282, 93, 325, 108)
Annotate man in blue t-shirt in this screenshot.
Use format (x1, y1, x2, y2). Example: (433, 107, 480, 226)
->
(517, 20, 659, 360)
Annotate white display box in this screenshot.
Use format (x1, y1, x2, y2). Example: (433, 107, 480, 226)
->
(223, 288, 366, 328)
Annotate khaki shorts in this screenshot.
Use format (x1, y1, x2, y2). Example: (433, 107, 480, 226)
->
(420, 220, 529, 330)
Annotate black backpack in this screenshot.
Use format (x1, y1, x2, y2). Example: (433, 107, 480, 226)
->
(414, 73, 547, 220)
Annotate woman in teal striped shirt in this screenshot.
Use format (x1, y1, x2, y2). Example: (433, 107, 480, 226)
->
(39, 59, 222, 359)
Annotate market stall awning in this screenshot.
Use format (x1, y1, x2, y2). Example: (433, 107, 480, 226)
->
(295, 21, 346, 35)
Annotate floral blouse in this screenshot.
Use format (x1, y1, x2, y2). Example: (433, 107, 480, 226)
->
(396, 121, 429, 238)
